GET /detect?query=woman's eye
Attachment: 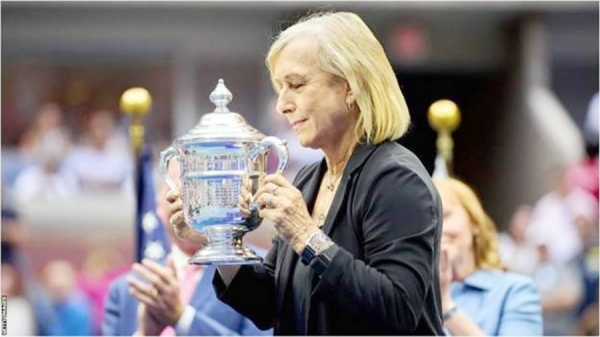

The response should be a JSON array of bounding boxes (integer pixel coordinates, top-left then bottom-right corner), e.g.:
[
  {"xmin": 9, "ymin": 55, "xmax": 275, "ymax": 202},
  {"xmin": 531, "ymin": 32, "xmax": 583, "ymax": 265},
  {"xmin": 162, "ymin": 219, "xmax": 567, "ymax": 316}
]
[{"xmin": 290, "ymin": 83, "xmax": 304, "ymax": 89}]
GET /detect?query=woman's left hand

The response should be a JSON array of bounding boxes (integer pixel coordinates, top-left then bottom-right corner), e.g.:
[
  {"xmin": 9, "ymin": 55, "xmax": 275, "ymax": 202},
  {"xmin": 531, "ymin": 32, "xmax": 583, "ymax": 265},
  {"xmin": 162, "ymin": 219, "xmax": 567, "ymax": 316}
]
[{"xmin": 253, "ymin": 174, "xmax": 319, "ymax": 254}]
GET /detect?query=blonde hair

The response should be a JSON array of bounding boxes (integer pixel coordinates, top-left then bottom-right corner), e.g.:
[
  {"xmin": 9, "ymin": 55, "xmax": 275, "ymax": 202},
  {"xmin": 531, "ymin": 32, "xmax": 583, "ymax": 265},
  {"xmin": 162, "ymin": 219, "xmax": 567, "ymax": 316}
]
[
  {"xmin": 266, "ymin": 11, "xmax": 410, "ymax": 145},
  {"xmin": 434, "ymin": 178, "xmax": 505, "ymax": 270}
]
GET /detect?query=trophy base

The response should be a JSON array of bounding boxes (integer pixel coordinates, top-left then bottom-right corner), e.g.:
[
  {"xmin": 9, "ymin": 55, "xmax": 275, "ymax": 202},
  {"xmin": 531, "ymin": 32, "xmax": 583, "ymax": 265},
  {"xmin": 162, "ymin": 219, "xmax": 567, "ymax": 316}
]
[{"xmin": 188, "ymin": 225, "xmax": 263, "ymax": 265}]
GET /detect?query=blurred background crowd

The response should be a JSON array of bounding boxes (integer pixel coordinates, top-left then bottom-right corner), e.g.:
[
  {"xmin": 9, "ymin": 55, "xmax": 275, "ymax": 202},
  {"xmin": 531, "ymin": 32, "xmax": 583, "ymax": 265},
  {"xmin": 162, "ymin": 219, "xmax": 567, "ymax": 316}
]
[{"xmin": 1, "ymin": 1, "xmax": 598, "ymax": 336}]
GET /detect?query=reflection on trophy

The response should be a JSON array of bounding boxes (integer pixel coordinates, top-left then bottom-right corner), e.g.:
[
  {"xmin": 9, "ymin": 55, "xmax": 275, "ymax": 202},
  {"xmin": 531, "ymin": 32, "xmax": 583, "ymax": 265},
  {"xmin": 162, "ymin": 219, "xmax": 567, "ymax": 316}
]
[{"xmin": 160, "ymin": 79, "xmax": 289, "ymax": 265}]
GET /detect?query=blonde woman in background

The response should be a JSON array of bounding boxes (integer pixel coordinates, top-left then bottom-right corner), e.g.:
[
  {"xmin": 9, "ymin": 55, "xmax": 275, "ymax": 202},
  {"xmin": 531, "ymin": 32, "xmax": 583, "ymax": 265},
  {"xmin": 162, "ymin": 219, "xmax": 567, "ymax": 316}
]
[{"xmin": 435, "ymin": 178, "xmax": 543, "ymax": 335}]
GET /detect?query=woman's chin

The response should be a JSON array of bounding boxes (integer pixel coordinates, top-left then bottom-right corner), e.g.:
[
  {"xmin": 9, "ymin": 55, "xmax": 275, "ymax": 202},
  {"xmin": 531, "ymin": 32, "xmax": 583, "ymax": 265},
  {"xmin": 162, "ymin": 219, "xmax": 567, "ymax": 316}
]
[{"xmin": 296, "ymin": 135, "xmax": 317, "ymax": 149}]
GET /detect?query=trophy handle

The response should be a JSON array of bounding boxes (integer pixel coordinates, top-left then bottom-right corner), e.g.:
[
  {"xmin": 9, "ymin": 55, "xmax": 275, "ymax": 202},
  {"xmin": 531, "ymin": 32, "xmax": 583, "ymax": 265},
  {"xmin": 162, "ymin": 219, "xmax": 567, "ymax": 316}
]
[
  {"xmin": 160, "ymin": 146, "xmax": 180, "ymax": 191},
  {"xmin": 255, "ymin": 136, "xmax": 289, "ymax": 174},
  {"xmin": 247, "ymin": 136, "xmax": 289, "ymax": 213}
]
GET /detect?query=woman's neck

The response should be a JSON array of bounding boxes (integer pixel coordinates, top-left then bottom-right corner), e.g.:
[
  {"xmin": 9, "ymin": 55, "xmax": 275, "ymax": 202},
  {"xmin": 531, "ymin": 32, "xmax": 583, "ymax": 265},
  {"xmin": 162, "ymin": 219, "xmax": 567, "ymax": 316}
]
[{"xmin": 322, "ymin": 135, "xmax": 358, "ymax": 176}]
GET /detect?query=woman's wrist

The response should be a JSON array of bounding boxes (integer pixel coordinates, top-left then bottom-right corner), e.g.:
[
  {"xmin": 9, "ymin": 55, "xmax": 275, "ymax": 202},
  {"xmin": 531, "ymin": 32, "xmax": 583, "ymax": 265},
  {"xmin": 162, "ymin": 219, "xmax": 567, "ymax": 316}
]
[
  {"xmin": 442, "ymin": 303, "xmax": 459, "ymax": 322},
  {"xmin": 292, "ymin": 226, "xmax": 320, "ymax": 254},
  {"xmin": 441, "ymin": 296, "xmax": 455, "ymax": 312}
]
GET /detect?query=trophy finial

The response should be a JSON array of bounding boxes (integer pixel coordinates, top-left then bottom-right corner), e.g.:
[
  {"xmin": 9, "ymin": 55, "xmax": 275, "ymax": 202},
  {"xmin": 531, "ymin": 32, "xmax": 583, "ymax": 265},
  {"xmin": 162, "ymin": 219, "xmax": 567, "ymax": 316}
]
[{"xmin": 210, "ymin": 79, "xmax": 233, "ymax": 113}]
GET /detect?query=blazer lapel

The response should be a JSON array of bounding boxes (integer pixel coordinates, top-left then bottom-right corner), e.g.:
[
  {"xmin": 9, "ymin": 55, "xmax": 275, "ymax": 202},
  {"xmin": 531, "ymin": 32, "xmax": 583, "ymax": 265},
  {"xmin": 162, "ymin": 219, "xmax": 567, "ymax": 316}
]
[
  {"xmin": 322, "ymin": 142, "xmax": 378, "ymax": 236},
  {"xmin": 275, "ymin": 161, "xmax": 326, "ymax": 314}
]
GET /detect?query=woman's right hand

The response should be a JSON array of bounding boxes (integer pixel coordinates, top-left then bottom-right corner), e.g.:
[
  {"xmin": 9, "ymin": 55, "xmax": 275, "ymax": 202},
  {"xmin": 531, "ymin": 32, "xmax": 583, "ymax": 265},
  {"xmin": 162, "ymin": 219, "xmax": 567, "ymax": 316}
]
[
  {"xmin": 439, "ymin": 248, "xmax": 456, "ymax": 313},
  {"xmin": 165, "ymin": 189, "xmax": 206, "ymax": 243}
]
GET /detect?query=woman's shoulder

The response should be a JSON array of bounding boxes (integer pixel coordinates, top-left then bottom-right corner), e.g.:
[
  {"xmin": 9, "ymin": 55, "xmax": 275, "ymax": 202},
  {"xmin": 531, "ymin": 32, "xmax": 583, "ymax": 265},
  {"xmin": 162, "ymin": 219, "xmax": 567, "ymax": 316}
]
[
  {"xmin": 470, "ymin": 269, "xmax": 538, "ymax": 293},
  {"xmin": 360, "ymin": 142, "xmax": 436, "ymax": 192},
  {"xmin": 367, "ymin": 142, "xmax": 430, "ymax": 179}
]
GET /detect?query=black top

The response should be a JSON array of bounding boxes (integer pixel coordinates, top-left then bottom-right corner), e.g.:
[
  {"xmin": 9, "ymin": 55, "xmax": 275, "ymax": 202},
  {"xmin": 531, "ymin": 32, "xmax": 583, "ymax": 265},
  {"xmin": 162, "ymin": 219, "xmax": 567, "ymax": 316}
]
[{"xmin": 214, "ymin": 141, "xmax": 445, "ymax": 335}]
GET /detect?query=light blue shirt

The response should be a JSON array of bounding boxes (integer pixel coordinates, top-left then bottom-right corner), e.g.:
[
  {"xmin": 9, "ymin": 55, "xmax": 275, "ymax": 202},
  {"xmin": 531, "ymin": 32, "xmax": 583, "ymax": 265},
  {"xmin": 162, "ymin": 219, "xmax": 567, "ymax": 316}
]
[{"xmin": 450, "ymin": 269, "xmax": 543, "ymax": 336}]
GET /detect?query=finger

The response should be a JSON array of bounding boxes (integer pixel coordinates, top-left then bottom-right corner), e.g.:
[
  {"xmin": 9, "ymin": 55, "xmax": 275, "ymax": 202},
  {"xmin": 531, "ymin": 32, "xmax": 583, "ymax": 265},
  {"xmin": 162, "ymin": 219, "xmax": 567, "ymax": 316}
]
[
  {"xmin": 258, "ymin": 208, "xmax": 284, "ymax": 225},
  {"xmin": 127, "ymin": 276, "xmax": 159, "ymax": 307},
  {"xmin": 169, "ymin": 198, "xmax": 183, "ymax": 215},
  {"xmin": 241, "ymin": 184, "xmax": 252, "ymax": 201},
  {"xmin": 254, "ymin": 183, "xmax": 285, "ymax": 204},
  {"xmin": 239, "ymin": 201, "xmax": 251, "ymax": 218},
  {"xmin": 239, "ymin": 187, "xmax": 252, "ymax": 210},
  {"xmin": 263, "ymin": 183, "xmax": 283, "ymax": 196},
  {"xmin": 129, "ymin": 286, "xmax": 159, "ymax": 308},
  {"xmin": 142, "ymin": 259, "xmax": 178, "ymax": 285},
  {"xmin": 255, "ymin": 193, "xmax": 282, "ymax": 209},
  {"xmin": 166, "ymin": 189, "xmax": 180, "ymax": 203},
  {"xmin": 440, "ymin": 249, "xmax": 448, "ymax": 270},
  {"xmin": 170, "ymin": 211, "xmax": 186, "ymax": 231},
  {"xmin": 242, "ymin": 178, "xmax": 253, "ymax": 194},
  {"xmin": 136, "ymin": 303, "xmax": 147, "ymax": 334},
  {"xmin": 450, "ymin": 257, "xmax": 460, "ymax": 281},
  {"xmin": 263, "ymin": 174, "xmax": 294, "ymax": 189},
  {"xmin": 131, "ymin": 264, "xmax": 170, "ymax": 294}
]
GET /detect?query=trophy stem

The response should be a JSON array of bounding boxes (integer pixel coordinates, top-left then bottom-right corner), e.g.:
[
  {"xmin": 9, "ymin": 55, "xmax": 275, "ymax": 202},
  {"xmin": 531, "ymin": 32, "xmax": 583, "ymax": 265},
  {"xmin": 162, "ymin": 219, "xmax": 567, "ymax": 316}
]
[{"xmin": 188, "ymin": 225, "xmax": 263, "ymax": 265}]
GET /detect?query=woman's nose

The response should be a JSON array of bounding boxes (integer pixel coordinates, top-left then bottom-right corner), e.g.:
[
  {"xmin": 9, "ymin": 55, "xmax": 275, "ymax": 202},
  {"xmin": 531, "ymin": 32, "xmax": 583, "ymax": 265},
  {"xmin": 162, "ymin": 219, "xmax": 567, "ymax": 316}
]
[{"xmin": 276, "ymin": 91, "xmax": 295, "ymax": 115}]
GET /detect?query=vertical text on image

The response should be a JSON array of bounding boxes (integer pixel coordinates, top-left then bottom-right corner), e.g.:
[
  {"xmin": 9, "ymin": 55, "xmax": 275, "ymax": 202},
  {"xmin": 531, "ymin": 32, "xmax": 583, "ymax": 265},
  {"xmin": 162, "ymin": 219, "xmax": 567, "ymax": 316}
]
[{"xmin": 1, "ymin": 295, "xmax": 6, "ymax": 335}]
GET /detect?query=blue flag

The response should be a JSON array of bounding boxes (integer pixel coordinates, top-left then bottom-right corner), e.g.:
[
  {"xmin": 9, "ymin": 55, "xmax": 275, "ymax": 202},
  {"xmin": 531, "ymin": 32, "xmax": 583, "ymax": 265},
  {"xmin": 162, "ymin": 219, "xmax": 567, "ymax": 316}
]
[{"xmin": 136, "ymin": 146, "xmax": 171, "ymax": 263}]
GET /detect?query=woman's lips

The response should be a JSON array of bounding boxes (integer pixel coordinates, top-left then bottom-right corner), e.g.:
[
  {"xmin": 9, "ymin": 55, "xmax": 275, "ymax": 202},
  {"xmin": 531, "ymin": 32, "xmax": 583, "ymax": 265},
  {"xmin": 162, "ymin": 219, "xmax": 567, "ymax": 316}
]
[{"xmin": 291, "ymin": 118, "xmax": 307, "ymax": 129}]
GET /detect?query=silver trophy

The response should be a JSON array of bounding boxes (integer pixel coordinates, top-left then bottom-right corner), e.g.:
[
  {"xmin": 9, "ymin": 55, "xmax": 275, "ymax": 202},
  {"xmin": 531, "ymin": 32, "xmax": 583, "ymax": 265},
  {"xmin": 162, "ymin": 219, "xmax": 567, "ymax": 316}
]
[{"xmin": 160, "ymin": 79, "xmax": 289, "ymax": 265}]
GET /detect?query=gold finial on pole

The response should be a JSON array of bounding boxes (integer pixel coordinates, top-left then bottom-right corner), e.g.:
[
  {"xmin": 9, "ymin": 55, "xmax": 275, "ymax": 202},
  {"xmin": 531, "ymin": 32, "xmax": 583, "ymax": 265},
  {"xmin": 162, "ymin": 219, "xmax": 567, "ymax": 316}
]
[
  {"xmin": 120, "ymin": 87, "xmax": 152, "ymax": 155},
  {"xmin": 428, "ymin": 99, "xmax": 461, "ymax": 177},
  {"xmin": 120, "ymin": 87, "xmax": 152, "ymax": 263}
]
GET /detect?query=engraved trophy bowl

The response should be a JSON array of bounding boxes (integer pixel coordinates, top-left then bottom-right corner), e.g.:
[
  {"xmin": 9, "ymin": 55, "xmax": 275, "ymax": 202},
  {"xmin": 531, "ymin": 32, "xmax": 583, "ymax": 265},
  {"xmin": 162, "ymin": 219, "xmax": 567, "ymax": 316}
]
[{"xmin": 160, "ymin": 79, "xmax": 288, "ymax": 265}]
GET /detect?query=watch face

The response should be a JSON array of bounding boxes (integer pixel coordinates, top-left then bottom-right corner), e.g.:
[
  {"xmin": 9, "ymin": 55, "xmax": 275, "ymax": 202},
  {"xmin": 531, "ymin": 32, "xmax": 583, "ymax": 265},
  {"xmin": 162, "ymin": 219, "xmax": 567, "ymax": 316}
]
[{"xmin": 309, "ymin": 232, "xmax": 333, "ymax": 253}]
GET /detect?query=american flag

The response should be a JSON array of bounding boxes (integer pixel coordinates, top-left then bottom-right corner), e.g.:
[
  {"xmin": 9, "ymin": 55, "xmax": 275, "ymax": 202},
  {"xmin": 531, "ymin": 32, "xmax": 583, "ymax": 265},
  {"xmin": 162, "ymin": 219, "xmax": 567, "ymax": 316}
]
[{"xmin": 136, "ymin": 146, "xmax": 170, "ymax": 263}]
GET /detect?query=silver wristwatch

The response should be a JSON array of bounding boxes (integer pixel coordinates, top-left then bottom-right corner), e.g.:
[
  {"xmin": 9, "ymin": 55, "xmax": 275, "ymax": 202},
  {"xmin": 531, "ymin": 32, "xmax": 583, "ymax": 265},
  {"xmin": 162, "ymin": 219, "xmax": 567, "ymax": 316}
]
[{"xmin": 300, "ymin": 230, "xmax": 334, "ymax": 267}]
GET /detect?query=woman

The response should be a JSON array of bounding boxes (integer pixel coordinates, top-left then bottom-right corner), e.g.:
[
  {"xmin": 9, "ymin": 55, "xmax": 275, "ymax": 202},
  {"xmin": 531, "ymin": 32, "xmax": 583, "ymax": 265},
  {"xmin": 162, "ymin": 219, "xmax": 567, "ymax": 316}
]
[
  {"xmin": 434, "ymin": 178, "xmax": 543, "ymax": 335},
  {"xmin": 168, "ymin": 12, "xmax": 444, "ymax": 335}
]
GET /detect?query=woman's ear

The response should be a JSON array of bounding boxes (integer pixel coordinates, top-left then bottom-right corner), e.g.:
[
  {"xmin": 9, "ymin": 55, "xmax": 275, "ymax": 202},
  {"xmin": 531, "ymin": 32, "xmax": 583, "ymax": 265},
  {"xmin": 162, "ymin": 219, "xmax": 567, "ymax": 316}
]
[
  {"xmin": 345, "ymin": 84, "xmax": 356, "ymax": 112},
  {"xmin": 345, "ymin": 83, "xmax": 355, "ymax": 105}
]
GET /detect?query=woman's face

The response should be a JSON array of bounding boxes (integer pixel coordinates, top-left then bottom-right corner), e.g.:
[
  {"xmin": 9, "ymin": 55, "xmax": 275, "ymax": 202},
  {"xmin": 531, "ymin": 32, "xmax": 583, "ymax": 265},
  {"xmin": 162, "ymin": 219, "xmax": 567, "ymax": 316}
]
[
  {"xmin": 271, "ymin": 37, "xmax": 356, "ymax": 149},
  {"xmin": 438, "ymin": 184, "xmax": 476, "ymax": 260}
]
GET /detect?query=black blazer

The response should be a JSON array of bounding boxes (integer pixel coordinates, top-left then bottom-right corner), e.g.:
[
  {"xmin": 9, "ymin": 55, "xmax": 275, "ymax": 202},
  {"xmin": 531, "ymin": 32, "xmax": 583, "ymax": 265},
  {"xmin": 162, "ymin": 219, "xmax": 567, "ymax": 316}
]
[{"xmin": 214, "ymin": 141, "xmax": 444, "ymax": 335}]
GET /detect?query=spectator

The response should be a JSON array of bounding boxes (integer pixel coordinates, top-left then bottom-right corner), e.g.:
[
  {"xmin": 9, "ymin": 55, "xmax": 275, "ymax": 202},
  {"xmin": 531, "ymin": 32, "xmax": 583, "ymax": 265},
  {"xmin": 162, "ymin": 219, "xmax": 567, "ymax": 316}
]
[
  {"xmin": 40, "ymin": 259, "xmax": 94, "ymax": 336},
  {"xmin": 61, "ymin": 109, "xmax": 133, "ymax": 194},
  {"xmin": 78, "ymin": 245, "xmax": 129, "ymax": 335},
  {"xmin": 1, "ymin": 262, "xmax": 37, "ymax": 335},
  {"xmin": 435, "ymin": 178, "xmax": 543, "ymax": 336},
  {"xmin": 498, "ymin": 205, "xmax": 539, "ymax": 276}
]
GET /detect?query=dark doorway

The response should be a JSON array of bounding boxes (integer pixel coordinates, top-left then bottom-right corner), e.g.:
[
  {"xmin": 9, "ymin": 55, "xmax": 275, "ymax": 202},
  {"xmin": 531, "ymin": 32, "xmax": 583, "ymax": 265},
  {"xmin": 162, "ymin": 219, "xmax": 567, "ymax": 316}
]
[{"xmin": 395, "ymin": 70, "xmax": 509, "ymax": 206}]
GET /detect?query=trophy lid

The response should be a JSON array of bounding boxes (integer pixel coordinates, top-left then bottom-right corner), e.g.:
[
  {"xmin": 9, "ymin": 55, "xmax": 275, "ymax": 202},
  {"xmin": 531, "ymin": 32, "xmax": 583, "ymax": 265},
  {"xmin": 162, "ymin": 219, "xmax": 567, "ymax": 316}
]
[{"xmin": 176, "ymin": 79, "xmax": 265, "ymax": 143}]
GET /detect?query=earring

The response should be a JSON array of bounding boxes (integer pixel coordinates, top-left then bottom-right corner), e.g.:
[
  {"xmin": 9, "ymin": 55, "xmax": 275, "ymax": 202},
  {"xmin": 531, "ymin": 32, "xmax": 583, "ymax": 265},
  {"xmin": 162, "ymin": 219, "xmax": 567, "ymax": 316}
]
[{"xmin": 347, "ymin": 101, "xmax": 355, "ymax": 112}]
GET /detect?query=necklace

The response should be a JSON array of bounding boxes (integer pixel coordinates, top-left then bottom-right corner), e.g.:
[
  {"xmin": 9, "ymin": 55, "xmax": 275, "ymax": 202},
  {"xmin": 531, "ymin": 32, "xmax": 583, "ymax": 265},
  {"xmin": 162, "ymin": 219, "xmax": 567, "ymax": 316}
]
[
  {"xmin": 326, "ymin": 171, "xmax": 343, "ymax": 191},
  {"xmin": 318, "ymin": 171, "xmax": 344, "ymax": 227}
]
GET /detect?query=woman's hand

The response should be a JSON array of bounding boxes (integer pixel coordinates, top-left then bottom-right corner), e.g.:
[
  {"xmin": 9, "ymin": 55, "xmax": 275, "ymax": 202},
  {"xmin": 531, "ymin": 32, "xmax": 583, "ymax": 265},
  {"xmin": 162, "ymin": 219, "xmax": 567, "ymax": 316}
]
[
  {"xmin": 166, "ymin": 189, "xmax": 207, "ymax": 244},
  {"xmin": 253, "ymin": 174, "xmax": 319, "ymax": 254},
  {"xmin": 439, "ymin": 248, "xmax": 457, "ymax": 313}
]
